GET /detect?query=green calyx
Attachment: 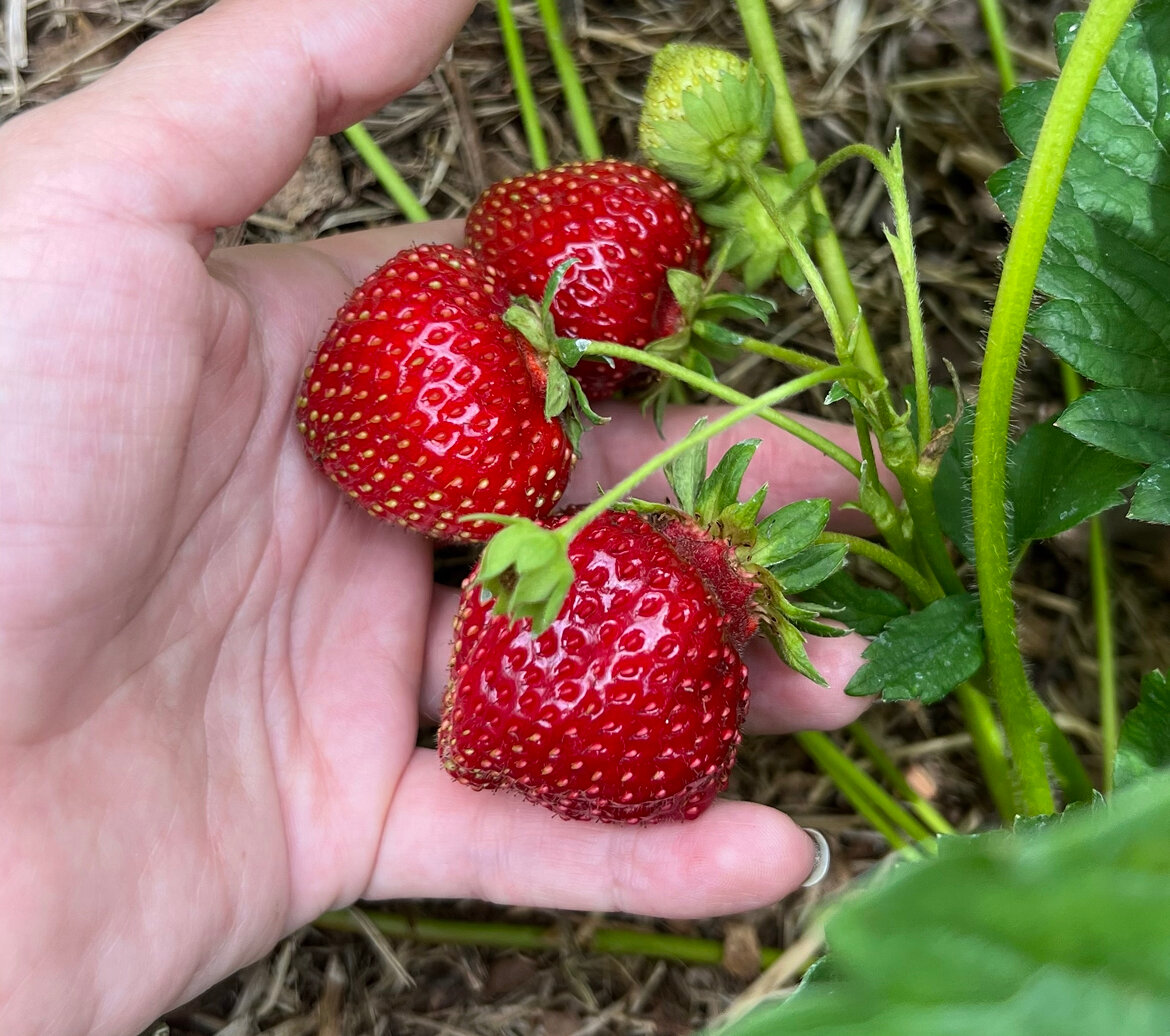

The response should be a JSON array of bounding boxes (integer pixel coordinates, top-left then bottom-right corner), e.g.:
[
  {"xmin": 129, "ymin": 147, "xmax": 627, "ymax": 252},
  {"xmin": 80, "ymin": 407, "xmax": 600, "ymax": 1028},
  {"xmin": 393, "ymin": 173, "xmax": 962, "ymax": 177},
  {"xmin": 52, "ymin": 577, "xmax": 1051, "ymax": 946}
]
[
  {"xmin": 638, "ymin": 43, "xmax": 774, "ymax": 199},
  {"xmin": 699, "ymin": 163, "xmax": 813, "ymax": 291},
  {"xmin": 503, "ymin": 258, "xmax": 607, "ymax": 452},
  {"xmin": 468, "ymin": 516, "xmax": 575, "ymax": 635},
  {"xmin": 628, "ymin": 422, "xmax": 851, "ymax": 684}
]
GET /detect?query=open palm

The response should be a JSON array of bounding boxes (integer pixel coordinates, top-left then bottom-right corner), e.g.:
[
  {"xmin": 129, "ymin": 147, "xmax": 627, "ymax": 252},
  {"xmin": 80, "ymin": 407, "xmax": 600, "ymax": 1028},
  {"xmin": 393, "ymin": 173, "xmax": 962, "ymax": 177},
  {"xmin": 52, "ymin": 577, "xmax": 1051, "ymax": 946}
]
[{"xmin": 0, "ymin": 3, "xmax": 873, "ymax": 1033}]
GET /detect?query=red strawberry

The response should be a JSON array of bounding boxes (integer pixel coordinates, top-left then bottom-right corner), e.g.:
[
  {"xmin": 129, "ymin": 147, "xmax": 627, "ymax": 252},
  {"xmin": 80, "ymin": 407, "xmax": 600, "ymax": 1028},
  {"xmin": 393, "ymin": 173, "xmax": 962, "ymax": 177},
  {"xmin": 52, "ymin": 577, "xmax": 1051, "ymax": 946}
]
[
  {"xmin": 465, "ymin": 159, "xmax": 709, "ymax": 399},
  {"xmin": 438, "ymin": 508, "xmax": 753, "ymax": 823},
  {"xmin": 296, "ymin": 244, "xmax": 574, "ymax": 542},
  {"xmin": 438, "ymin": 437, "xmax": 850, "ymax": 824}
]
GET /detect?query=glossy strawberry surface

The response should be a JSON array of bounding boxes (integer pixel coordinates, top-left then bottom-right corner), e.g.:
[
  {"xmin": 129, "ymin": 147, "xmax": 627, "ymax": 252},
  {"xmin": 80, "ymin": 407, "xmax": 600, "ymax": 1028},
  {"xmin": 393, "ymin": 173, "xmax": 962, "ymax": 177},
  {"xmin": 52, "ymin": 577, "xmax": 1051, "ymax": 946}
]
[
  {"xmin": 465, "ymin": 160, "xmax": 709, "ymax": 399},
  {"xmin": 438, "ymin": 508, "xmax": 754, "ymax": 824},
  {"xmin": 296, "ymin": 244, "xmax": 574, "ymax": 542}
]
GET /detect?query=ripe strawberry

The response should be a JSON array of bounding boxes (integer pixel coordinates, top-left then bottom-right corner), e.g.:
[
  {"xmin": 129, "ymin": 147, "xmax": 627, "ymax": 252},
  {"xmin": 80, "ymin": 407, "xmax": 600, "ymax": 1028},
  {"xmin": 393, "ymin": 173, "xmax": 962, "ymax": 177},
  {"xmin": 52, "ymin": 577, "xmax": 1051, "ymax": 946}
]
[
  {"xmin": 438, "ymin": 435, "xmax": 849, "ymax": 824},
  {"xmin": 296, "ymin": 244, "xmax": 574, "ymax": 542},
  {"xmin": 439, "ymin": 508, "xmax": 752, "ymax": 823},
  {"xmin": 465, "ymin": 159, "xmax": 710, "ymax": 399}
]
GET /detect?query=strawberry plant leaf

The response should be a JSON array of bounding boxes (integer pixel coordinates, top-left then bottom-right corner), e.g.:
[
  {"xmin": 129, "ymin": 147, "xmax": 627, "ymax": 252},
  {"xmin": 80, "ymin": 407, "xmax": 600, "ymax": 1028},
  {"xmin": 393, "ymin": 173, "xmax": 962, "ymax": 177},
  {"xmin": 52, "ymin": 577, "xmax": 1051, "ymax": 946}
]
[
  {"xmin": 1057, "ymin": 389, "xmax": 1170, "ymax": 464},
  {"xmin": 844, "ymin": 594, "xmax": 983, "ymax": 704},
  {"xmin": 799, "ymin": 570, "xmax": 910, "ymax": 637},
  {"xmin": 1114, "ymin": 670, "xmax": 1170, "ymax": 791},
  {"xmin": 767, "ymin": 542, "xmax": 847, "ymax": 594},
  {"xmin": 990, "ymin": 5, "xmax": 1170, "ymax": 525},
  {"xmin": 713, "ymin": 772, "xmax": 1170, "ymax": 1036},
  {"xmin": 1130, "ymin": 459, "xmax": 1170, "ymax": 523},
  {"xmin": 752, "ymin": 498, "xmax": 831, "ymax": 567},
  {"xmin": 1008, "ymin": 420, "xmax": 1142, "ymax": 544}
]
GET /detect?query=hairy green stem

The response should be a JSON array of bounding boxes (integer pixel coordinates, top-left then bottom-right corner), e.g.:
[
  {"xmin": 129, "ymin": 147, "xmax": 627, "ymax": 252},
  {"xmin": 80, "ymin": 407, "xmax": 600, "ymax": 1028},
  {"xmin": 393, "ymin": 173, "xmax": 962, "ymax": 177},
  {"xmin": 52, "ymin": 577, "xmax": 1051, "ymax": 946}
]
[
  {"xmin": 582, "ymin": 342, "xmax": 864, "ymax": 478},
  {"xmin": 817, "ymin": 531, "xmax": 937, "ymax": 606},
  {"xmin": 342, "ymin": 124, "xmax": 429, "ymax": 222},
  {"xmin": 795, "ymin": 732, "xmax": 933, "ymax": 855},
  {"xmin": 733, "ymin": 0, "xmax": 883, "ymax": 384},
  {"xmin": 847, "ymin": 722, "xmax": 956, "ymax": 837},
  {"xmin": 534, "ymin": 0, "xmax": 602, "ymax": 160},
  {"xmin": 900, "ymin": 476, "xmax": 967, "ymax": 597},
  {"xmin": 691, "ymin": 320, "xmax": 832, "ymax": 372},
  {"xmin": 978, "ymin": 0, "xmax": 1018, "ymax": 94},
  {"xmin": 496, "ymin": 0, "xmax": 550, "ymax": 169},
  {"xmin": 971, "ymin": 0, "xmax": 1134, "ymax": 816},
  {"xmin": 558, "ymin": 364, "xmax": 866, "ymax": 541},
  {"xmin": 1039, "ymin": 710, "xmax": 1096, "ymax": 805},
  {"xmin": 315, "ymin": 908, "xmax": 783, "ymax": 969}
]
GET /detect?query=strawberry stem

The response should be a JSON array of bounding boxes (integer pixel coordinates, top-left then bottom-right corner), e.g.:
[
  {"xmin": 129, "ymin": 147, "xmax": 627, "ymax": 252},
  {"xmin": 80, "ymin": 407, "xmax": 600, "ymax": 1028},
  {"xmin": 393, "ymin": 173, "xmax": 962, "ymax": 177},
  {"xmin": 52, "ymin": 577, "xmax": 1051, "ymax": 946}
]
[
  {"xmin": 534, "ymin": 0, "xmax": 603, "ymax": 160},
  {"xmin": 690, "ymin": 320, "xmax": 833, "ymax": 373},
  {"xmin": 978, "ymin": 0, "xmax": 1018, "ymax": 94},
  {"xmin": 557, "ymin": 365, "xmax": 868, "ymax": 544},
  {"xmin": 816, "ymin": 531, "xmax": 938, "ymax": 606},
  {"xmin": 972, "ymin": 0, "xmax": 1135, "ymax": 817},
  {"xmin": 954, "ymin": 682, "xmax": 1017, "ymax": 825},
  {"xmin": 580, "ymin": 341, "xmax": 864, "ymax": 477},
  {"xmin": 315, "ymin": 907, "xmax": 785, "ymax": 969},
  {"xmin": 496, "ymin": 0, "xmax": 551, "ymax": 169},
  {"xmin": 732, "ymin": 0, "xmax": 883, "ymax": 384},
  {"xmin": 342, "ymin": 124, "xmax": 430, "ymax": 223}
]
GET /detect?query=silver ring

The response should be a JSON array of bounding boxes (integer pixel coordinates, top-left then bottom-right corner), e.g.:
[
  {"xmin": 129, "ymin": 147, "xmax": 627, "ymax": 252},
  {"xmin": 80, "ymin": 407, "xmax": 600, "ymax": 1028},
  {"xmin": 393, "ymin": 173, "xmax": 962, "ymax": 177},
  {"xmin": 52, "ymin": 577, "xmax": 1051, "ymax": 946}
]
[{"xmin": 800, "ymin": 827, "xmax": 831, "ymax": 887}]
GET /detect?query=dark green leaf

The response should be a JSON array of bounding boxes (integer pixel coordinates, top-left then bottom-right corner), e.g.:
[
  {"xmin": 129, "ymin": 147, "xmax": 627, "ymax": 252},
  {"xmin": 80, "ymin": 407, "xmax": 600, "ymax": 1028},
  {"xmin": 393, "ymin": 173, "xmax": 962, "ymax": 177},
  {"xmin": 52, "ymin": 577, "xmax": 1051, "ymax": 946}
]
[
  {"xmin": 799, "ymin": 570, "xmax": 910, "ymax": 636},
  {"xmin": 752, "ymin": 498, "xmax": 831, "ymax": 567},
  {"xmin": 1058, "ymin": 389, "xmax": 1170, "ymax": 463},
  {"xmin": 990, "ymin": 6, "xmax": 1170, "ymax": 525},
  {"xmin": 1115, "ymin": 670, "xmax": 1170, "ymax": 790},
  {"xmin": 1130, "ymin": 459, "xmax": 1170, "ymax": 523},
  {"xmin": 767, "ymin": 542, "xmax": 847, "ymax": 594},
  {"xmin": 930, "ymin": 389, "xmax": 977, "ymax": 564},
  {"xmin": 845, "ymin": 594, "xmax": 983, "ymax": 705},
  {"xmin": 1008, "ymin": 420, "xmax": 1142, "ymax": 545},
  {"xmin": 714, "ymin": 773, "xmax": 1170, "ymax": 1036}
]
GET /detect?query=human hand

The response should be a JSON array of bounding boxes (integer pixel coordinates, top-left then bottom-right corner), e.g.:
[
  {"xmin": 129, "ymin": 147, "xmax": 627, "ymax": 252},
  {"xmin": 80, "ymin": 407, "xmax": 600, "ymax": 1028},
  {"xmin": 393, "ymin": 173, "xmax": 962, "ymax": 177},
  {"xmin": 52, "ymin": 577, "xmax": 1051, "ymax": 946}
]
[{"xmin": 0, "ymin": 2, "xmax": 871, "ymax": 1033}]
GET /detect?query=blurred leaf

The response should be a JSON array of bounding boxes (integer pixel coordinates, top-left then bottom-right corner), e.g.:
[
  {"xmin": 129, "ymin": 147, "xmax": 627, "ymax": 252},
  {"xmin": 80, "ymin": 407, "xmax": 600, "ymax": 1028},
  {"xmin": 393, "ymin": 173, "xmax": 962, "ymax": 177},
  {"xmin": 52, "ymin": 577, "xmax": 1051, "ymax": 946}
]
[
  {"xmin": 799, "ymin": 570, "xmax": 910, "ymax": 637},
  {"xmin": 1130, "ymin": 459, "xmax": 1170, "ymax": 524},
  {"xmin": 844, "ymin": 594, "xmax": 983, "ymax": 705},
  {"xmin": 1115, "ymin": 670, "xmax": 1170, "ymax": 790}
]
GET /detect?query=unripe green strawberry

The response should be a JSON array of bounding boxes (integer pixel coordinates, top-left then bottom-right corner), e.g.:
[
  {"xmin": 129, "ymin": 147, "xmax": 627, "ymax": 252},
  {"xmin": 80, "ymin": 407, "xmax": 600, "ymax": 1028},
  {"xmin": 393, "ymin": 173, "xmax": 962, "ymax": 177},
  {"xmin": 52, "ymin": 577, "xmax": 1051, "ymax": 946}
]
[{"xmin": 638, "ymin": 43, "xmax": 774, "ymax": 199}]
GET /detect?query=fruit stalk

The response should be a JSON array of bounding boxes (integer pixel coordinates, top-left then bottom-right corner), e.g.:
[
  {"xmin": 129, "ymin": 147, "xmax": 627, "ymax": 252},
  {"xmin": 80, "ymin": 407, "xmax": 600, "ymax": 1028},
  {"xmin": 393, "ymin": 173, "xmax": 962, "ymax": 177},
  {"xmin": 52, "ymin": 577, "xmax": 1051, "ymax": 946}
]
[
  {"xmin": 971, "ymin": 0, "xmax": 1135, "ymax": 816},
  {"xmin": 815, "ymin": 531, "xmax": 937, "ymax": 606}
]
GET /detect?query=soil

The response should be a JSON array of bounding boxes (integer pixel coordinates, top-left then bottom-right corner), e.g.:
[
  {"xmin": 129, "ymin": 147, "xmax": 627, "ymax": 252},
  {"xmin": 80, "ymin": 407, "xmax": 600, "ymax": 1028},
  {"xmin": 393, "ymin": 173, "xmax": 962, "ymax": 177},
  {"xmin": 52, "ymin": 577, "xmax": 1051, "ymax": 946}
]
[{"xmin": 4, "ymin": 2, "xmax": 1168, "ymax": 1034}]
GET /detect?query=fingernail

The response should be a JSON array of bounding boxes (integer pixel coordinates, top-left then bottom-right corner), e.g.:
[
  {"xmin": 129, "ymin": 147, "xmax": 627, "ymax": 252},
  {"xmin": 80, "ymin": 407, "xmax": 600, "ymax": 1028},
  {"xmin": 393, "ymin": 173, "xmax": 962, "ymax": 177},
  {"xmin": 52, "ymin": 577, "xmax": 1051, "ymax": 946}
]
[{"xmin": 800, "ymin": 827, "xmax": 831, "ymax": 887}]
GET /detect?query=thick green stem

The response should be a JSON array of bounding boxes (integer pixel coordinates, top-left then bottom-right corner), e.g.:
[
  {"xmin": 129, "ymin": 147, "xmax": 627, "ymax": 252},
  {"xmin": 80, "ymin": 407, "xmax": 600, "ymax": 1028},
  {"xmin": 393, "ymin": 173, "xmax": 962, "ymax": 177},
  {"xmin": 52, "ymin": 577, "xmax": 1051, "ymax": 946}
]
[
  {"xmin": 847, "ymin": 721, "xmax": 956, "ymax": 837},
  {"xmin": 496, "ymin": 0, "xmax": 550, "ymax": 169},
  {"xmin": 733, "ymin": 0, "xmax": 883, "ymax": 383},
  {"xmin": 795, "ymin": 732, "xmax": 933, "ymax": 855},
  {"xmin": 971, "ymin": 0, "xmax": 1134, "ymax": 816},
  {"xmin": 342, "ymin": 124, "xmax": 429, "ymax": 223},
  {"xmin": 534, "ymin": 0, "xmax": 603, "ymax": 160},
  {"xmin": 558, "ymin": 364, "xmax": 865, "ymax": 541},
  {"xmin": 315, "ymin": 908, "xmax": 783, "ymax": 969},
  {"xmin": 817, "ymin": 531, "xmax": 937, "ymax": 606},
  {"xmin": 582, "ymin": 342, "xmax": 864, "ymax": 478},
  {"xmin": 978, "ymin": 0, "xmax": 1018, "ymax": 94},
  {"xmin": 691, "ymin": 320, "xmax": 831, "ymax": 372}
]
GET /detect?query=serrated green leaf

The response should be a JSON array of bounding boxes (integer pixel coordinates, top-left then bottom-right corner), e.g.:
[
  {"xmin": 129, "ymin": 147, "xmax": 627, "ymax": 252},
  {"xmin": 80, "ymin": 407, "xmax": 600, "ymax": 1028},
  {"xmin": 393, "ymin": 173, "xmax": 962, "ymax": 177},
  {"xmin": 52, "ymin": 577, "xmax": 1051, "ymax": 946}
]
[
  {"xmin": 1008, "ymin": 419, "xmax": 1142, "ymax": 545},
  {"xmin": 990, "ymin": 6, "xmax": 1170, "ymax": 526},
  {"xmin": 1058, "ymin": 389, "xmax": 1170, "ymax": 463},
  {"xmin": 713, "ymin": 773, "xmax": 1170, "ymax": 1036},
  {"xmin": 694, "ymin": 439, "xmax": 761, "ymax": 523},
  {"xmin": 1130, "ymin": 458, "xmax": 1170, "ymax": 523},
  {"xmin": 845, "ymin": 594, "xmax": 983, "ymax": 705},
  {"xmin": 752, "ymin": 498, "xmax": 831, "ymax": 567},
  {"xmin": 767, "ymin": 542, "xmax": 846, "ymax": 594},
  {"xmin": 799, "ymin": 570, "xmax": 910, "ymax": 637},
  {"xmin": 1115, "ymin": 670, "xmax": 1170, "ymax": 790},
  {"xmin": 663, "ymin": 419, "xmax": 708, "ymax": 514}
]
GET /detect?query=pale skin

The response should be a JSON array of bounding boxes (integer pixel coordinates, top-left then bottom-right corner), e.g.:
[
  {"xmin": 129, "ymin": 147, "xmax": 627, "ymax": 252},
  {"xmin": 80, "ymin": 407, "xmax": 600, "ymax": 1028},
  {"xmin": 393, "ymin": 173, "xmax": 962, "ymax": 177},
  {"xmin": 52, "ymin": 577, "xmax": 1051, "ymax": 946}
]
[{"xmin": 0, "ymin": 2, "xmax": 876, "ymax": 1033}]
